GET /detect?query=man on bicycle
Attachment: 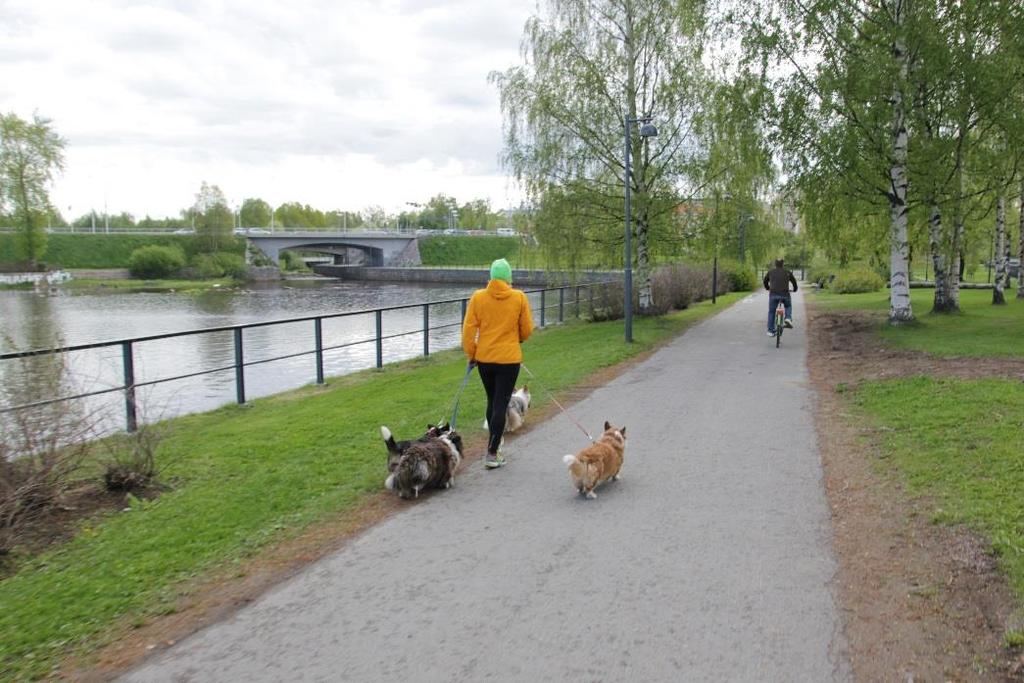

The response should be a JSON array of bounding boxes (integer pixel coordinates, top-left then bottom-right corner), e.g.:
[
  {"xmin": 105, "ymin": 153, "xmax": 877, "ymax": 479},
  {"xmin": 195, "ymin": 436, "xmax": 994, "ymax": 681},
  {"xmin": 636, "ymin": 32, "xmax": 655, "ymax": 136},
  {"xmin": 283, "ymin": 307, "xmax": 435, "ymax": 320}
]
[{"xmin": 764, "ymin": 258, "xmax": 798, "ymax": 336}]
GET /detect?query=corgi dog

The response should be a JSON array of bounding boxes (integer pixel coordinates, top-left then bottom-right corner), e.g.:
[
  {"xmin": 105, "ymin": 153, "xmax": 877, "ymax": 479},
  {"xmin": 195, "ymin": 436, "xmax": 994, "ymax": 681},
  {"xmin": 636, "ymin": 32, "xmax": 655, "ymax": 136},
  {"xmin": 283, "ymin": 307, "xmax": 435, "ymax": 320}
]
[
  {"xmin": 381, "ymin": 424, "xmax": 463, "ymax": 499},
  {"xmin": 562, "ymin": 421, "xmax": 626, "ymax": 499},
  {"xmin": 483, "ymin": 385, "xmax": 531, "ymax": 433}
]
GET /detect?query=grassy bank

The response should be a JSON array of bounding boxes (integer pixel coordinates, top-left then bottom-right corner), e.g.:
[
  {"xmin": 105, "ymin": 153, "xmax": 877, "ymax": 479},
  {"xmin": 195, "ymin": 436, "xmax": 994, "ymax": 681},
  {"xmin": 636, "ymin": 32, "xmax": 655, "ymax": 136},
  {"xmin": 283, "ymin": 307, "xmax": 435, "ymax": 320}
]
[
  {"xmin": 853, "ymin": 378, "xmax": 1024, "ymax": 599},
  {"xmin": 418, "ymin": 235, "xmax": 521, "ymax": 266},
  {"xmin": 813, "ymin": 288, "xmax": 1024, "ymax": 357},
  {"xmin": 0, "ymin": 234, "xmax": 244, "ymax": 270},
  {"xmin": 811, "ymin": 287, "xmax": 1024, "ymax": 614},
  {"xmin": 59, "ymin": 277, "xmax": 238, "ymax": 292},
  {"xmin": 0, "ymin": 293, "xmax": 744, "ymax": 680}
]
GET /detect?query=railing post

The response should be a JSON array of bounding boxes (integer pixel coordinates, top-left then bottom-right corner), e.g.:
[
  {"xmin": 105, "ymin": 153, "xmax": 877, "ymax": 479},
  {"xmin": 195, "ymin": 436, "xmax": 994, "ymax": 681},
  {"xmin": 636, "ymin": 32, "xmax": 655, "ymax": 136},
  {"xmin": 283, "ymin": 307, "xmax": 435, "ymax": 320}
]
[
  {"xmin": 314, "ymin": 317, "xmax": 324, "ymax": 385},
  {"xmin": 122, "ymin": 340, "xmax": 137, "ymax": 433},
  {"xmin": 422, "ymin": 304, "xmax": 430, "ymax": 357},
  {"xmin": 558, "ymin": 287, "xmax": 565, "ymax": 323},
  {"xmin": 233, "ymin": 327, "xmax": 246, "ymax": 404},
  {"xmin": 375, "ymin": 309, "xmax": 383, "ymax": 369},
  {"xmin": 540, "ymin": 290, "xmax": 546, "ymax": 327},
  {"xmin": 589, "ymin": 285, "xmax": 594, "ymax": 318}
]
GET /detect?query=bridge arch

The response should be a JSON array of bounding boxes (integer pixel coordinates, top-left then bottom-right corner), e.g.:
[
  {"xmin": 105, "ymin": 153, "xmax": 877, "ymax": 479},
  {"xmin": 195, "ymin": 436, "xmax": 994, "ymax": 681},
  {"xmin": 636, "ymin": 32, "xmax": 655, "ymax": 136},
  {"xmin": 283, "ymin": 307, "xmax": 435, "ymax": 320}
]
[{"xmin": 245, "ymin": 232, "xmax": 419, "ymax": 267}]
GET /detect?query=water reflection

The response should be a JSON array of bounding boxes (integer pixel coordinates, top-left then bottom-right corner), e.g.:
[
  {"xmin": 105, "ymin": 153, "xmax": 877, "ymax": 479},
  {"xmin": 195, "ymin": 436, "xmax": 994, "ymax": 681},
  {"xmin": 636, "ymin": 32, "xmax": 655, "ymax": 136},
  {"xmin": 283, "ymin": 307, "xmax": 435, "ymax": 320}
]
[{"xmin": 1, "ymin": 279, "xmax": 477, "ymax": 433}]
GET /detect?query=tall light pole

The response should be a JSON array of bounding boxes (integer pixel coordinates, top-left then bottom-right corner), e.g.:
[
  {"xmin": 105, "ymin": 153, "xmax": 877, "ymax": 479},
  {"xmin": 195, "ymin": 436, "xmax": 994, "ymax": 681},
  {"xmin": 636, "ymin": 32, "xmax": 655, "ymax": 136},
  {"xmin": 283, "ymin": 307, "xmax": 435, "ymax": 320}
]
[
  {"xmin": 738, "ymin": 213, "xmax": 753, "ymax": 263},
  {"xmin": 624, "ymin": 114, "xmax": 658, "ymax": 343}
]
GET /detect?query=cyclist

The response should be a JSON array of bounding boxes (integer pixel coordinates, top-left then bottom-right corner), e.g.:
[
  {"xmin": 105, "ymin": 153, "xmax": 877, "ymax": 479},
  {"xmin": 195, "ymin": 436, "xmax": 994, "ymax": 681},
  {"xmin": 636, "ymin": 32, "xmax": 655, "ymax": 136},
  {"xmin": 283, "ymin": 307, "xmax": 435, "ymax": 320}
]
[{"xmin": 763, "ymin": 258, "xmax": 798, "ymax": 337}]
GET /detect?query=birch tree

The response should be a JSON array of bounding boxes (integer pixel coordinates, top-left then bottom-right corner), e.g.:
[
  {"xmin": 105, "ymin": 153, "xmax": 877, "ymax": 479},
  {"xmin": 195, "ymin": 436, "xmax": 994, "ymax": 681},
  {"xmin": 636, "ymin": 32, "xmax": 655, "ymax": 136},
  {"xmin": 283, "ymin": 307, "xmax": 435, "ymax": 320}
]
[
  {"xmin": 747, "ymin": 0, "xmax": 921, "ymax": 323},
  {"xmin": 0, "ymin": 112, "xmax": 65, "ymax": 269},
  {"xmin": 492, "ymin": 0, "xmax": 709, "ymax": 313}
]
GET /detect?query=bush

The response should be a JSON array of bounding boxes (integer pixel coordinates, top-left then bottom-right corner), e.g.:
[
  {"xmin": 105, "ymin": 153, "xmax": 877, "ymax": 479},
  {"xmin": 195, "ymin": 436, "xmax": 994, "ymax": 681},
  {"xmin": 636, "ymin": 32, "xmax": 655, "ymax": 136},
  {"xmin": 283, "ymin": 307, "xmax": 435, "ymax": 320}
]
[
  {"xmin": 213, "ymin": 252, "xmax": 247, "ymax": 279},
  {"xmin": 280, "ymin": 251, "xmax": 308, "ymax": 272},
  {"xmin": 650, "ymin": 263, "xmax": 715, "ymax": 314},
  {"xmin": 128, "ymin": 245, "xmax": 185, "ymax": 279},
  {"xmin": 832, "ymin": 267, "xmax": 885, "ymax": 293},
  {"xmin": 585, "ymin": 280, "xmax": 624, "ymax": 321},
  {"xmin": 191, "ymin": 252, "xmax": 247, "ymax": 279},
  {"xmin": 719, "ymin": 260, "xmax": 757, "ymax": 292}
]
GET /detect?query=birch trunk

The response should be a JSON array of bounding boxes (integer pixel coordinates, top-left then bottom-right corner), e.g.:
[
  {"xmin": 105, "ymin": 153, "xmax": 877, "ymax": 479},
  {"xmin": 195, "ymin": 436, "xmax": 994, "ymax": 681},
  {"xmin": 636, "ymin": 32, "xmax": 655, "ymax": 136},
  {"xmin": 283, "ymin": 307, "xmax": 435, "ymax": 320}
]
[
  {"xmin": 928, "ymin": 200, "xmax": 951, "ymax": 312},
  {"xmin": 888, "ymin": 6, "xmax": 913, "ymax": 324},
  {"xmin": 993, "ymin": 194, "xmax": 1006, "ymax": 304},
  {"xmin": 1019, "ymin": 180, "xmax": 1024, "ymax": 299},
  {"xmin": 946, "ymin": 138, "xmax": 966, "ymax": 312}
]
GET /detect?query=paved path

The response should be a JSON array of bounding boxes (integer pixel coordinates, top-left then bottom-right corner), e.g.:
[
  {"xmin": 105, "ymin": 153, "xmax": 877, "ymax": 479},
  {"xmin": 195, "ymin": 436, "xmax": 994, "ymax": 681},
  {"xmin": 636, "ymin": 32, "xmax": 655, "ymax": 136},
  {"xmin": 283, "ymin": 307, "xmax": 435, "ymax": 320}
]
[{"xmin": 122, "ymin": 290, "xmax": 851, "ymax": 682}]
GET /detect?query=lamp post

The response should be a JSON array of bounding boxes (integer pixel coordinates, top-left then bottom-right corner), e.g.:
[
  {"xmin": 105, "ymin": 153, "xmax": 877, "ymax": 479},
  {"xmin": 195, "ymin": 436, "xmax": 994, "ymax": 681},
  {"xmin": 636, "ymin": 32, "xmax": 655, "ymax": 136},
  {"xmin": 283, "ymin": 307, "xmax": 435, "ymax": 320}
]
[
  {"xmin": 624, "ymin": 114, "xmax": 658, "ymax": 343},
  {"xmin": 738, "ymin": 214, "xmax": 752, "ymax": 263}
]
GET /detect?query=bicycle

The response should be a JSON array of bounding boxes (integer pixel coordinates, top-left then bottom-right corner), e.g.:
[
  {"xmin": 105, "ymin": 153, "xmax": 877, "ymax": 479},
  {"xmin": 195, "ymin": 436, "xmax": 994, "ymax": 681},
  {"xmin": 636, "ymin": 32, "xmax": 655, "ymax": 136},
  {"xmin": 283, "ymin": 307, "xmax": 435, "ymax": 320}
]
[{"xmin": 773, "ymin": 299, "xmax": 786, "ymax": 348}]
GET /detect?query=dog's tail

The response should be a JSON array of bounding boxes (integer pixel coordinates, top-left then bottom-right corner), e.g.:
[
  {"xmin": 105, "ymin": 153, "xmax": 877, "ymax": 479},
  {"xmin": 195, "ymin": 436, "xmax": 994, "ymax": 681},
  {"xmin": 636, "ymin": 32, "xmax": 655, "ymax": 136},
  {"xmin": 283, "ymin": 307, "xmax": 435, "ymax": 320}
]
[
  {"xmin": 562, "ymin": 453, "xmax": 586, "ymax": 480},
  {"xmin": 381, "ymin": 425, "xmax": 399, "ymax": 454}
]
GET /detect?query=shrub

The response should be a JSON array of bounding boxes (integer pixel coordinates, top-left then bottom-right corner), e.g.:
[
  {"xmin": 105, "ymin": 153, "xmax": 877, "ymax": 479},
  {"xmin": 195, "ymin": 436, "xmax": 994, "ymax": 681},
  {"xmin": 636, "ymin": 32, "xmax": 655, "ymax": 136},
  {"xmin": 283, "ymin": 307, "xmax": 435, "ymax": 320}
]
[
  {"xmin": 213, "ymin": 252, "xmax": 247, "ymax": 279},
  {"xmin": 719, "ymin": 260, "xmax": 757, "ymax": 292},
  {"xmin": 280, "ymin": 251, "xmax": 307, "ymax": 272},
  {"xmin": 650, "ymin": 263, "xmax": 715, "ymax": 314},
  {"xmin": 191, "ymin": 252, "xmax": 248, "ymax": 279},
  {"xmin": 128, "ymin": 245, "xmax": 185, "ymax": 279},
  {"xmin": 832, "ymin": 267, "xmax": 885, "ymax": 293},
  {"xmin": 585, "ymin": 280, "xmax": 624, "ymax": 321}
]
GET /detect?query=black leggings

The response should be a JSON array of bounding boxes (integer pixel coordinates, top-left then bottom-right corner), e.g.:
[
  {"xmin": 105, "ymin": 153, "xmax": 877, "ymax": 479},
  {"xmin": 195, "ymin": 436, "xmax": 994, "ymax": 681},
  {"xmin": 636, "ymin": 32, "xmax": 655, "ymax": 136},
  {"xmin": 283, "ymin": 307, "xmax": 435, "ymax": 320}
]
[{"xmin": 477, "ymin": 362, "xmax": 520, "ymax": 454}]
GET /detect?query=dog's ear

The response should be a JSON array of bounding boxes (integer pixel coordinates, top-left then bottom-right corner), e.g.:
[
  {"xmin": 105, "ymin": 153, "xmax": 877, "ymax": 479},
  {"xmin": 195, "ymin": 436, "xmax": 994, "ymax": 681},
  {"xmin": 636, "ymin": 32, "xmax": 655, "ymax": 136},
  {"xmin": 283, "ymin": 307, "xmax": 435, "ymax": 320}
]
[
  {"xmin": 620, "ymin": 426, "xmax": 626, "ymax": 437},
  {"xmin": 604, "ymin": 420, "xmax": 611, "ymax": 431}
]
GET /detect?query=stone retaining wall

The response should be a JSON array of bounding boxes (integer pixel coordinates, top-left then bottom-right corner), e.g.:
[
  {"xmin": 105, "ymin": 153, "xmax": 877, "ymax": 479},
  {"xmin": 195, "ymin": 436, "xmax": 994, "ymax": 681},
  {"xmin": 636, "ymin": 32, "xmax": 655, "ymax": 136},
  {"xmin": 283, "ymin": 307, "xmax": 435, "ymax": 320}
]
[{"xmin": 312, "ymin": 265, "xmax": 617, "ymax": 286}]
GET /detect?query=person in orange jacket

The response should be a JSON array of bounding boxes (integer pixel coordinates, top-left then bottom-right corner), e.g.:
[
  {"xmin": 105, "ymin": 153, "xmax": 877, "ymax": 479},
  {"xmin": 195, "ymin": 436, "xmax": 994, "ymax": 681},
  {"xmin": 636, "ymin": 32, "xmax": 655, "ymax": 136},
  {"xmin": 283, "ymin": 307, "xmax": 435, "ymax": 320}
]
[{"xmin": 462, "ymin": 258, "xmax": 534, "ymax": 468}]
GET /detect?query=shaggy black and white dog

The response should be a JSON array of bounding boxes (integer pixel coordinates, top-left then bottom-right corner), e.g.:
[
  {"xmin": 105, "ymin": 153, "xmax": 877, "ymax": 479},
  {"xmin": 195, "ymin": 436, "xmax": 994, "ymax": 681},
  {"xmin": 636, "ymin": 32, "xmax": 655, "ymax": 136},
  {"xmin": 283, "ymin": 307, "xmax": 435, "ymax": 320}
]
[{"xmin": 380, "ymin": 423, "xmax": 463, "ymax": 500}]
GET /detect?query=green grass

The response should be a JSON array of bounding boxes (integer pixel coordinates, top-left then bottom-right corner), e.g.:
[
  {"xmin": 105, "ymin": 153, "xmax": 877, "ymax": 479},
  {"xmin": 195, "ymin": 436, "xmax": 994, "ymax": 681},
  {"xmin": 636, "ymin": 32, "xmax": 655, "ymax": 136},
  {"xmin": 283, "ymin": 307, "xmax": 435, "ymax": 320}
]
[
  {"xmin": 812, "ymin": 288, "xmax": 1024, "ymax": 357},
  {"xmin": 853, "ymin": 377, "xmax": 1024, "ymax": 597},
  {"xmin": 59, "ymin": 277, "xmax": 238, "ymax": 292},
  {"xmin": 0, "ymin": 234, "xmax": 244, "ymax": 270},
  {"xmin": 418, "ymin": 235, "xmax": 521, "ymax": 266},
  {"xmin": 0, "ymin": 293, "xmax": 745, "ymax": 680}
]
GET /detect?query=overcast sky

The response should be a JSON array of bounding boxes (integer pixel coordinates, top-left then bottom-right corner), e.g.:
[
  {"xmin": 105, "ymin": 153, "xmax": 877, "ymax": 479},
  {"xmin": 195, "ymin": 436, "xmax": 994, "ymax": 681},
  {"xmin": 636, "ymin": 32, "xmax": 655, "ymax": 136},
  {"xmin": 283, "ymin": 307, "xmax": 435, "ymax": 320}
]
[{"xmin": 0, "ymin": 0, "xmax": 537, "ymax": 222}]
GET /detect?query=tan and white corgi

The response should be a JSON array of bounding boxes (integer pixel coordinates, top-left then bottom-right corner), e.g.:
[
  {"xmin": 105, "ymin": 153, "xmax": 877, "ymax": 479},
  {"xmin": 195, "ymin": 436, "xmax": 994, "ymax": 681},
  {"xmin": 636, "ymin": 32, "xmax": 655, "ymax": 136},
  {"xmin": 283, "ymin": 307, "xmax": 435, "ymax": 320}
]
[{"xmin": 562, "ymin": 421, "xmax": 626, "ymax": 499}]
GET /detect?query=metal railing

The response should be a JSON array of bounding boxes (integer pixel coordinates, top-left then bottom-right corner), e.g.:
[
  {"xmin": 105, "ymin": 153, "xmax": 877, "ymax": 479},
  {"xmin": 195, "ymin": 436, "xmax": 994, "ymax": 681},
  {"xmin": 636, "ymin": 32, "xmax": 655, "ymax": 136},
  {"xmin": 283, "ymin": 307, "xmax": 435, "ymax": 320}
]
[{"xmin": 1, "ymin": 281, "xmax": 615, "ymax": 432}]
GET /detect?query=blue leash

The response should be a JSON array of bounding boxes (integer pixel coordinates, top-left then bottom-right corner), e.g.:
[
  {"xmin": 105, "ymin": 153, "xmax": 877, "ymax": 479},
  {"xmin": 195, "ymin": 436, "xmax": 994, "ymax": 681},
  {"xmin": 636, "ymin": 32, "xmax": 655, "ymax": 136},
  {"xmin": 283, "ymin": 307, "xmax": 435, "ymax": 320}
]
[{"xmin": 448, "ymin": 363, "xmax": 476, "ymax": 430}]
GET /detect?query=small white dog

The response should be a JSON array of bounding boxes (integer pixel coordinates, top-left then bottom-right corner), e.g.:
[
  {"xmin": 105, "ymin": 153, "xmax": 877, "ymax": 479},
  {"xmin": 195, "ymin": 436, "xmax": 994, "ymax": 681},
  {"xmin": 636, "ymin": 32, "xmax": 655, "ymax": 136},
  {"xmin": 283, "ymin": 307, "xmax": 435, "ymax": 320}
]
[{"xmin": 483, "ymin": 386, "xmax": 531, "ymax": 433}]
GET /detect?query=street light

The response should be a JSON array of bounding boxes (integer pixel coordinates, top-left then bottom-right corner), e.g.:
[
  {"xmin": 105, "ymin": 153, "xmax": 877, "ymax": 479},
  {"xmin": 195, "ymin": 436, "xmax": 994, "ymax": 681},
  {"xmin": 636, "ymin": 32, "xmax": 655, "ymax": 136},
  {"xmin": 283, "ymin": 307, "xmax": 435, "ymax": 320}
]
[
  {"xmin": 738, "ymin": 213, "xmax": 753, "ymax": 263},
  {"xmin": 624, "ymin": 114, "xmax": 658, "ymax": 343}
]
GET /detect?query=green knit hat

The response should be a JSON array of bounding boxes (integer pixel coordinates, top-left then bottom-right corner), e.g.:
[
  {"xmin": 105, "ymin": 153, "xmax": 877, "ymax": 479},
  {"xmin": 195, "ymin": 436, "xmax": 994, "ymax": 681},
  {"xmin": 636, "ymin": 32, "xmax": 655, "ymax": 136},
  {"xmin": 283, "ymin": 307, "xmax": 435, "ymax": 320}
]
[{"xmin": 489, "ymin": 258, "xmax": 512, "ymax": 284}]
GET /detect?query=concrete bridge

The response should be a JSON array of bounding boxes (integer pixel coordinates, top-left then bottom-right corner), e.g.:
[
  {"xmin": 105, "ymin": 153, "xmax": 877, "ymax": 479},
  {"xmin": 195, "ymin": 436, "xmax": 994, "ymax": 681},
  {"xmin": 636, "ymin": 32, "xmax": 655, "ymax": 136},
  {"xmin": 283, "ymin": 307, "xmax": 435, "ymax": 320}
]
[{"xmin": 245, "ymin": 231, "xmax": 421, "ymax": 266}]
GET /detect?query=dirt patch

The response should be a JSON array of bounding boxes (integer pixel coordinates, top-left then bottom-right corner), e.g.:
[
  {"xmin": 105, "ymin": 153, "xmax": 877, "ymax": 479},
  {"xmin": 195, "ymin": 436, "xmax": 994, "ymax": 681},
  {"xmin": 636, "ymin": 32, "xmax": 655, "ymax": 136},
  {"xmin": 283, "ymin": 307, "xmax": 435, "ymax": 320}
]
[
  {"xmin": 1, "ymin": 484, "xmax": 127, "ymax": 573},
  {"xmin": 808, "ymin": 305, "xmax": 1024, "ymax": 681}
]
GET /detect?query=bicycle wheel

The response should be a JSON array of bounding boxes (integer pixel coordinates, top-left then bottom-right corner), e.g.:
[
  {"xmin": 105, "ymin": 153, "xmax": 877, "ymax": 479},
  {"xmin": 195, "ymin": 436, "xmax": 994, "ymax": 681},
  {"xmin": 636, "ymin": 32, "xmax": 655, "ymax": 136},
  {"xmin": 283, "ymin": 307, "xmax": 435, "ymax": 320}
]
[{"xmin": 775, "ymin": 312, "xmax": 783, "ymax": 348}]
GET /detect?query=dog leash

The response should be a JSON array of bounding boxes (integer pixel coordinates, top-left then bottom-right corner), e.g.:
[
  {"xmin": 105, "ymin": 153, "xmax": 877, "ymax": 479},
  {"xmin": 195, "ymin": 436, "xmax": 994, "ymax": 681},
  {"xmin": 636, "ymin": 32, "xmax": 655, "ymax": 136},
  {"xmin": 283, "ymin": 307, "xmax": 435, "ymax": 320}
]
[
  {"xmin": 521, "ymin": 364, "xmax": 595, "ymax": 443},
  {"xmin": 447, "ymin": 362, "xmax": 476, "ymax": 430}
]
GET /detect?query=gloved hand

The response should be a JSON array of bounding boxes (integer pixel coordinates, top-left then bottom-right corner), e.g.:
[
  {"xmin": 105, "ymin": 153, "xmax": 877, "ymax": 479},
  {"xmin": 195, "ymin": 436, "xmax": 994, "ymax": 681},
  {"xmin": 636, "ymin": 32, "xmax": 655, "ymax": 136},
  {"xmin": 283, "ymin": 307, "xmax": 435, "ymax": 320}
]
[{"xmin": 467, "ymin": 360, "xmax": 477, "ymax": 370}]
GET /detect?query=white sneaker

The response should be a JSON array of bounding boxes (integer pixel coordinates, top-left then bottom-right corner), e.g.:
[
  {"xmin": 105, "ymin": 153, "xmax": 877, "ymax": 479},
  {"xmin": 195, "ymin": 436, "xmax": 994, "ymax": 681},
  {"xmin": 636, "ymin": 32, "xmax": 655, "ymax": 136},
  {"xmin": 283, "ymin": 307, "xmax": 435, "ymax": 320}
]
[
  {"xmin": 784, "ymin": 318, "xmax": 794, "ymax": 329},
  {"xmin": 766, "ymin": 330, "xmax": 775, "ymax": 336}
]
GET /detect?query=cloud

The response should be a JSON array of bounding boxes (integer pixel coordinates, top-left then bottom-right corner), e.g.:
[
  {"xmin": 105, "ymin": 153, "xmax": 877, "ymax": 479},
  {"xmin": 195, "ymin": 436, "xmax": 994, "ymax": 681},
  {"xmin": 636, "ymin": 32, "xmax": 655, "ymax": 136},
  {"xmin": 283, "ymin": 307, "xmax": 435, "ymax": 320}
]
[{"xmin": 2, "ymin": 0, "xmax": 535, "ymax": 218}]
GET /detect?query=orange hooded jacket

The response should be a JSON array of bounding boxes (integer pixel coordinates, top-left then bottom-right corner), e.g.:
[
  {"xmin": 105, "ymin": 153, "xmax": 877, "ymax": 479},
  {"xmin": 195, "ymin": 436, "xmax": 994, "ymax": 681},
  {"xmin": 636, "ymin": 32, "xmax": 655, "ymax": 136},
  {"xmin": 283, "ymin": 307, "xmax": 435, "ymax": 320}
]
[{"xmin": 462, "ymin": 279, "xmax": 534, "ymax": 364}]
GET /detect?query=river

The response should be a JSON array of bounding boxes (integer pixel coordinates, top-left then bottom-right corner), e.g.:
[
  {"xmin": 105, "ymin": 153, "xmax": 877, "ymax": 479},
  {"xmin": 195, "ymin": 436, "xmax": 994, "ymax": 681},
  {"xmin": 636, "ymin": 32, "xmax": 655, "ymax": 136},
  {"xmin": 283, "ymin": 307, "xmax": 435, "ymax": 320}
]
[{"xmin": 0, "ymin": 278, "xmax": 490, "ymax": 432}]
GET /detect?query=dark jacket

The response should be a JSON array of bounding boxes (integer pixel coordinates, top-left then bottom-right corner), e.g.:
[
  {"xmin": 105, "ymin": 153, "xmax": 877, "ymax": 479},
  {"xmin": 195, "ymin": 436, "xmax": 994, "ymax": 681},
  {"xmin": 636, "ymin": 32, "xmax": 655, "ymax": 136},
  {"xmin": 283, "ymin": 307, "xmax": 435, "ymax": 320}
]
[{"xmin": 764, "ymin": 267, "xmax": 798, "ymax": 295}]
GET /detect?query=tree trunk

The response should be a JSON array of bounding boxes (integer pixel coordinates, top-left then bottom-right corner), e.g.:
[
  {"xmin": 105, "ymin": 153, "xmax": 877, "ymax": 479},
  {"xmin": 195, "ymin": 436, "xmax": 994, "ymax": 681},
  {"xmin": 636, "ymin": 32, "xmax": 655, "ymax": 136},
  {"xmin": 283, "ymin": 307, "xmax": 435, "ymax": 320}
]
[
  {"xmin": 993, "ymin": 194, "xmax": 1006, "ymax": 304},
  {"xmin": 887, "ymin": 10, "xmax": 913, "ymax": 324},
  {"xmin": 946, "ymin": 138, "xmax": 966, "ymax": 313},
  {"xmin": 1018, "ymin": 180, "xmax": 1024, "ymax": 299},
  {"xmin": 928, "ymin": 200, "xmax": 952, "ymax": 312}
]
